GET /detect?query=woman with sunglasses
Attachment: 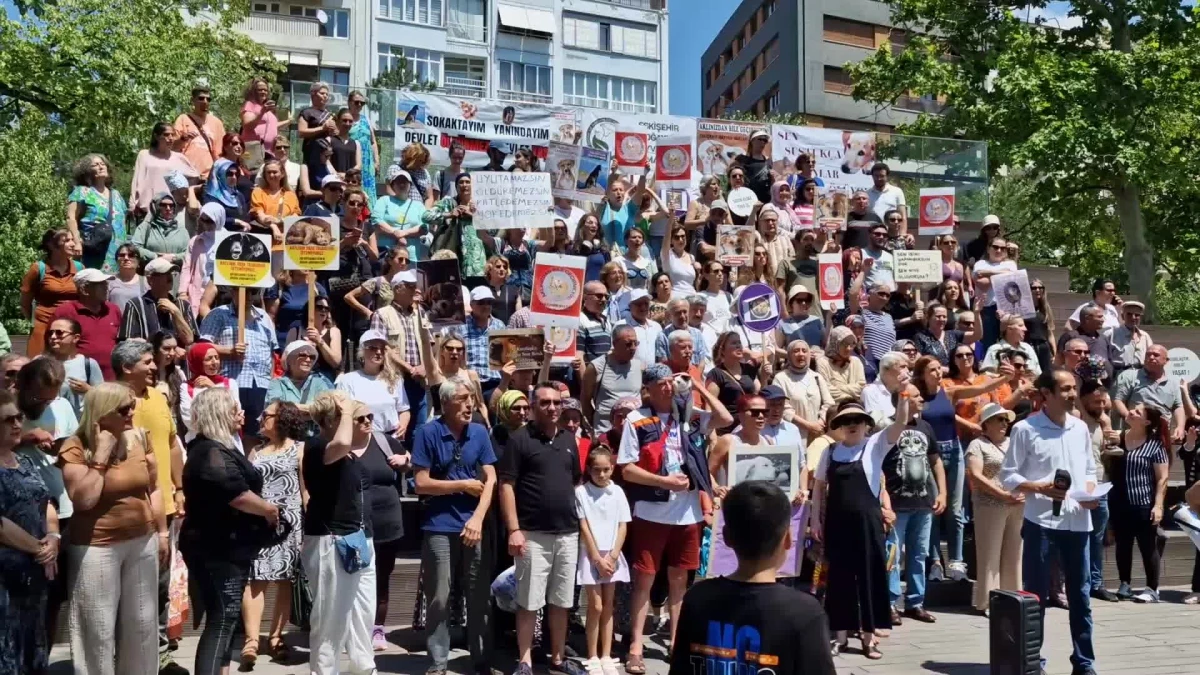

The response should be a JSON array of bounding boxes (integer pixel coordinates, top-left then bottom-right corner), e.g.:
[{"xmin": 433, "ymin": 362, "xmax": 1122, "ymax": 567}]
[
  {"xmin": 981, "ymin": 315, "xmax": 1043, "ymax": 377},
  {"xmin": 571, "ymin": 213, "xmax": 613, "ymax": 284},
  {"xmin": 20, "ymin": 229, "xmax": 83, "ymax": 358},
  {"xmin": 708, "ymin": 394, "xmax": 783, "ymax": 496},
  {"xmin": 706, "ymin": 333, "xmax": 762, "ymax": 434},
  {"xmin": 346, "ymin": 91, "xmax": 379, "ymax": 208},
  {"xmin": 661, "ymin": 225, "xmax": 699, "ymax": 300},
  {"xmin": 201, "ymin": 156, "xmax": 253, "ymax": 234},
  {"xmin": 732, "ymin": 243, "xmax": 775, "ymax": 293},
  {"xmin": 724, "ymin": 165, "xmax": 753, "ymax": 225},
  {"xmin": 131, "ymin": 122, "xmax": 200, "ymax": 218},
  {"xmin": 484, "ymin": 255, "xmax": 522, "ymax": 325},
  {"xmin": 284, "ymin": 296, "xmax": 343, "ymax": 379},
  {"xmin": 60, "ymin": 382, "xmax": 169, "ymax": 675},
  {"xmin": 335, "ymin": 331, "xmax": 411, "ymax": 440},
  {"xmin": 935, "ymin": 234, "xmax": 970, "ymax": 294},
  {"xmin": 303, "ymin": 392, "xmax": 381, "ymax": 674},
  {"xmin": 420, "ymin": 322, "xmax": 491, "ymax": 428},
  {"xmin": 266, "ymin": 340, "xmax": 334, "ymax": 414},
  {"xmin": 250, "ymin": 159, "xmax": 301, "ymax": 250},
  {"xmin": 105, "ymin": 243, "xmax": 148, "ymax": 317},
  {"xmin": 0, "ymin": 387, "xmax": 61, "ymax": 675},
  {"xmin": 945, "ymin": 345, "xmax": 1001, "ymax": 445},
  {"xmin": 219, "ymin": 133, "xmax": 257, "ymax": 204},
  {"xmin": 698, "ymin": 261, "xmax": 733, "ymax": 333},
  {"xmin": 790, "ymin": 178, "xmax": 820, "ymax": 234},
  {"xmin": 345, "ymin": 247, "xmax": 409, "ymax": 337},
  {"xmin": 914, "ymin": 301, "xmax": 980, "ymax": 368},
  {"xmin": 1026, "ymin": 279, "xmax": 1057, "ymax": 374}
]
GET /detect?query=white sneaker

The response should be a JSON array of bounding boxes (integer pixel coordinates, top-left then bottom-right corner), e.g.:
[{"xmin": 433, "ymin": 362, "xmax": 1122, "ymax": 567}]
[
  {"xmin": 599, "ymin": 657, "xmax": 621, "ymax": 675},
  {"xmin": 584, "ymin": 657, "xmax": 604, "ymax": 675},
  {"xmin": 947, "ymin": 562, "xmax": 969, "ymax": 581},
  {"xmin": 1132, "ymin": 589, "xmax": 1160, "ymax": 604},
  {"xmin": 928, "ymin": 562, "xmax": 945, "ymax": 582}
]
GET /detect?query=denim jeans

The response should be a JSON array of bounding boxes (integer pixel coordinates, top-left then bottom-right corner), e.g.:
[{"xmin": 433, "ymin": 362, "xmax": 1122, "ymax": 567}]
[
  {"xmin": 422, "ymin": 532, "xmax": 493, "ymax": 671},
  {"xmin": 929, "ymin": 440, "xmax": 965, "ymax": 564},
  {"xmin": 1022, "ymin": 520, "xmax": 1095, "ymax": 672},
  {"xmin": 648, "ymin": 235, "xmax": 665, "ymax": 262},
  {"xmin": 185, "ymin": 554, "xmax": 250, "ymax": 675},
  {"xmin": 888, "ymin": 510, "xmax": 933, "ymax": 609},
  {"xmin": 403, "ymin": 377, "xmax": 429, "ymax": 441},
  {"xmin": 1088, "ymin": 496, "xmax": 1110, "ymax": 590},
  {"xmin": 981, "ymin": 304, "xmax": 1001, "ymax": 353}
]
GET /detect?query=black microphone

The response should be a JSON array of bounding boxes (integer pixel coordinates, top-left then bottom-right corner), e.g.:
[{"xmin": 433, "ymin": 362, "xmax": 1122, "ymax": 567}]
[{"xmin": 1052, "ymin": 469, "xmax": 1072, "ymax": 517}]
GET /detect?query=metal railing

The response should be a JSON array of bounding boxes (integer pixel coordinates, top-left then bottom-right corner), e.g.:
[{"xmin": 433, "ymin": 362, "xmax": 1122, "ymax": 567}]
[
  {"xmin": 446, "ymin": 21, "xmax": 488, "ymax": 43},
  {"xmin": 563, "ymin": 94, "xmax": 656, "ymax": 114},
  {"xmin": 497, "ymin": 89, "xmax": 553, "ymax": 104},
  {"xmin": 443, "ymin": 75, "xmax": 486, "ymax": 98},
  {"xmin": 235, "ymin": 11, "xmax": 320, "ymax": 38}
]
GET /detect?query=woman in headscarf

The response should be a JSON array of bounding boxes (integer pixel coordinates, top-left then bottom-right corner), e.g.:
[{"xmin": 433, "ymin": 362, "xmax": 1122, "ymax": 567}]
[
  {"xmin": 816, "ymin": 325, "xmax": 866, "ymax": 405},
  {"xmin": 129, "ymin": 192, "xmax": 191, "ymax": 273},
  {"xmin": 773, "ymin": 339, "xmax": 834, "ymax": 446},
  {"xmin": 493, "ymin": 389, "xmax": 531, "ymax": 461},
  {"xmin": 178, "ymin": 342, "xmax": 240, "ymax": 445},
  {"xmin": 179, "ymin": 202, "xmax": 226, "ymax": 317},
  {"xmin": 422, "ymin": 173, "xmax": 489, "ymax": 283},
  {"xmin": 770, "ymin": 180, "xmax": 801, "ymax": 238},
  {"xmin": 201, "ymin": 158, "xmax": 252, "ymax": 232}
]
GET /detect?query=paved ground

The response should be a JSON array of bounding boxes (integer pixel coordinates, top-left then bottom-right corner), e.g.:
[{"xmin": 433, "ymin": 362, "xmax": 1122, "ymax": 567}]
[{"xmin": 48, "ymin": 587, "xmax": 1200, "ymax": 674}]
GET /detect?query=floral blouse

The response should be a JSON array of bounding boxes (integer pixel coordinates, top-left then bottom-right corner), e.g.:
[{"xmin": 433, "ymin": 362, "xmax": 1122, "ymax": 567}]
[{"xmin": 68, "ymin": 185, "xmax": 128, "ymax": 274}]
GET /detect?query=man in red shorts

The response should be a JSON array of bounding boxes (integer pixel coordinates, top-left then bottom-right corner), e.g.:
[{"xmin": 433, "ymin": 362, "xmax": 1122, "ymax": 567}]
[{"xmin": 616, "ymin": 364, "xmax": 731, "ymax": 673}]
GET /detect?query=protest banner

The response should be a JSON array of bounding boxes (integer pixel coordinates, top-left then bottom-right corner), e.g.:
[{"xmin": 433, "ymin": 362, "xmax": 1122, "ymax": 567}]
[
  {"xmin": 919, "ymin": 187, "xmax": 956, "ymax": 235},
  {"xmin": 545, "ymin": 325, "xmax": 578, "ymax": 364},
  {"xmin": 488, "ymin": 329, "xmax": 546, "ymax": 371},
  {"xmin": 580, "ymin": 110, "xmax": 697, "ymax": 186},
  {"xmin": 575, "ymin": 147, "xmax": 610, "ymax": 203},
  {"xmin": 818, "ymin": 253, "xmax": 844, "ymax": 310},
  {"xmin": 547, "ymin": 141, "xmax": 582, "ymax": 200},
  {"xmin": 529, "ymin": 253, "xmax": 587, "ymax": 328},
  {"xmin": 717, "ymin": 224, "xmax": 755, "ymax": 266},
  {"xmin": 662, "ymin": 188, "xmax": 689, "ymax": 218},
  {"xmin": 472, "ymin": 172, "xmax": 553, "ymax": 230},
  {"xmin": 709, "ymin": 504, "xmax": 807, "ymax": 578},
  {"xmin": 654, "ymin": 136, "xmax": 694, "ymax": 189},
  {"xmin": 816, "ymin": 190, "xmax": 850, "ymax": 232},
  {"xmin": 894, "ymin": 250, "xmax": 943, "ymax": 284},
  {"xmin": 614, "ymin": 130, "xmax": 650, "ymax": 174},
  {"xmin": 1169, "ymin": 347, "xmax": 1200, "ymax": 384},
  {"xmin": 695, "ymin": 119, "xmax": 771, "ymax": 176},
  {"xmin": 283, "ymin": 216, "xmax": 339, "ymax": 271},
  {"xmin": 416, "ymin": 258, "xmax": 465, "ymax": 327},
  {"xmin": 737, "ymin": 283, "xmax": 782, "ymax": 334},
  {"xmin": 394, "ymin": 93, "xmax": 579, "ymax": 167},
  {"xmin": 770, "ymin": 125, "xmax": 876, "ymax": 194},
  {"xmin": 992, "ymin": 269, "xmax": 1035, "ymax": 318}
]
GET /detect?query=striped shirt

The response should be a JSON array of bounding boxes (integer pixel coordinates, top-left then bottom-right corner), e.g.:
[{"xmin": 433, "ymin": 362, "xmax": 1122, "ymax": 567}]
[
  {"xmin": 861, "ymin": 309, "xmax": 896, "ymax": 372},
  {"xmin": 1119, "ymin": 436, "xmax": 1167, "ymax": 507}
]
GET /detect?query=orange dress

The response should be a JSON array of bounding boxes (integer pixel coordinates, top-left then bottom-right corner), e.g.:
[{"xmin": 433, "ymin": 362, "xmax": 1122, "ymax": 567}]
[
  {"xmin": 21, "ymin": 261, "xmax": 80, "ymax": 356},
  {"xmin": 944, "ymin": 374, "xmax": 992, "ymax": 442}
]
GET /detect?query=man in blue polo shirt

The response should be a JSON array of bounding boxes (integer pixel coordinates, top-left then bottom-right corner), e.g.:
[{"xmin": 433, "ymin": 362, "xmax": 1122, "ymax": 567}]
[{"xmin": 412, "ymin": 380, "xmax": 498, "ymax": 675}]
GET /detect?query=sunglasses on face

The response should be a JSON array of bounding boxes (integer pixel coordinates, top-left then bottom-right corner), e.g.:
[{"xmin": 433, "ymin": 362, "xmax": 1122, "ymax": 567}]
[
  {"xmin": 990, "ymin": 245, "xmax": 1007, "ymax": 251},
  {"xmin": 745, "ymin": 409, "xmax": 767, "ymax": 418},
  {"xmin": 355, "ymin": 414, "xmax": 375, "ymax": 424},
  {"xmin": 902, "ymin": 348, "xmax": 918, "ymax": 354},
  {"xmin": 117, "ymin": 403, "xmax": 135, "ymax": 416},
  {"xmin": 589, "ymin": 293, "xmax": 610, "ymax": 301},
  {"xmin": 887, "ymin": 217, "xmax": 902, "ymax": 223},
  {"xmin": 1031, "ymin": 286, "xmax": 1044, "ymax": 291},
  {"xmin": 954, "ymin": 352, "xmax": 974, "ymax": 360},
  {"xmin": 47, "ymin": 329, "xmax": 74, "ymax": 338},
  {"xmin": 195, "ymin": 96, "xmax": 211, "ymax": 102},
  {"xmin": 116, "ymin": 252, "xmax": 136, "ymax": 259},
  {"xmin": 1, "ymin": 412, "xmax": 25, "ymax": 425}
]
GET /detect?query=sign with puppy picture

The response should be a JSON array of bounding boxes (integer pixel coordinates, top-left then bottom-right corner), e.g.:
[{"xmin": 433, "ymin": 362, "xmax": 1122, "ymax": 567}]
[
  {"xmin": 488, "ymin": 328, "xmax": 546, "ymax": 371},
  {"xmin": 547, "ymin": 141, "xmax": 582, "ymax": 200},
  {"xmin": 283, "ymin": 216, "xmax": 339, "ymax": 271},
  {"xmin": 214, "ymin": 231, "xmax": 274, "ymax": 288}
]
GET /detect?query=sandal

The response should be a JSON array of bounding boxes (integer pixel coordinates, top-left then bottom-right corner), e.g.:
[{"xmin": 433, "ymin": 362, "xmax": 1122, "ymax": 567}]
[
  {"xmin": 241, "ymin": 637, "xmax": 259, "ymax": 669},
  {"xmin": 862, "ymin": 641, "xmax": 883, "ymax": 660},
  {"xmin": 624, "ymin": 654, "xmax": 646, "ymax": 675},
  {"xmin": 267, "ymin": 638, "xmax": 292, "ymax": 663}
]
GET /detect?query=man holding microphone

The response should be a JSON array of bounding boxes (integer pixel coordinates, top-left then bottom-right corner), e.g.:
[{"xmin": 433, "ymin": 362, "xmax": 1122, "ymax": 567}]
[{"xmin": 1000, "ymin": 368, "xmax": 1102, "ymax": 675}]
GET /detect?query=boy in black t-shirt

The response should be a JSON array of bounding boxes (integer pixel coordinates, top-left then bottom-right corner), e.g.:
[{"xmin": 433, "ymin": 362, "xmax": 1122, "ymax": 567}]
[{"xmin": 669, "ymin": 482, "xmax": 837, "ymax": 675}]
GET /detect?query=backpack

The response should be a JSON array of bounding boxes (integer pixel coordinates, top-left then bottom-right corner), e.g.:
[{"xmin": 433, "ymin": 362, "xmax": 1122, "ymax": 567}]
[{"xmin": 38, "ymin": 259, "xmax": 84, "ymax": 282}]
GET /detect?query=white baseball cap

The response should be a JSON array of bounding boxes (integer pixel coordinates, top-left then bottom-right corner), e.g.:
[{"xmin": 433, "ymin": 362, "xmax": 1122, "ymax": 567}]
[
  {"xmin": 145, "ymin": 258, "xmax": 175, "ymax": 275},
  {"xmin": 390, "ymin": 270, "xmax": 418, "ymax": 286},
  {"xmin": 283, "ymin": 340, "xmax": 318, "ymax": 362},
  {"xmin": 320, "ymin": 175, "xmax": 346, "ymax": 189},
  {"xmin": 629, "ymin": 289, "xmax": 651, "ymax": 303},
  {"xmin": 75, "ymin": 268, "xmax": 114, "ymax": 284},
  {"xmin": 359, "ymin": 329, "xmax": 388, "ymax": 345},
  {"xmin": 469, "ymin": 286, "xmax": 495, "ymax": 302}
]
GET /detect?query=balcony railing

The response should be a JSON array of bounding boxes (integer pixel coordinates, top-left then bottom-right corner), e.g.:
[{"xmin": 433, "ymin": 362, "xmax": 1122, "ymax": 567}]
[
  {"xmin": 235, "ymin": 11, "xmax": 319, "ymax": 38},
  {"xmin": 498, "ymin": 89, "xmax": 553, "ymax": 104},
  {"xmin": 563, "ymin": 94, "xmax": 656, "ymax": 114},
  {"xmin": 586, "ymin": 0, "xmax": 666, "ymax": 9},
  {"xmin": 894, "ymin": 95, "xmax": 948, "ymax": 115},
  {"xmin": 443, "ymin": 75, "xmax": 486, "ymax": 99}
]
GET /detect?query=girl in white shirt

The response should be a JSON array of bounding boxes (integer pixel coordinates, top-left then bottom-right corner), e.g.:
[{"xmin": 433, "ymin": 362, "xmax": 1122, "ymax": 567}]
[
  {"xmin": 662, "ymin": 225, "xmax": 698, "ymax": 299},
  {"xmin": 576, "ymin": 446, "xmax": 631, "ymax": 675}
]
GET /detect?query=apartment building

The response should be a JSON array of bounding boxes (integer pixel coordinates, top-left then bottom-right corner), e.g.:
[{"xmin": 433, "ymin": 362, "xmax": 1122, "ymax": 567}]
[
  {"xmin": 234, "ymin": 1, "xmax": 372, "ymax": 94},
  {"xmin": 371, "ymin": 0, "xmax": 670, "ymax": 112},
  {"xmin": 700, "ymin": 0, "xmax": 943, "ymax": 130}
]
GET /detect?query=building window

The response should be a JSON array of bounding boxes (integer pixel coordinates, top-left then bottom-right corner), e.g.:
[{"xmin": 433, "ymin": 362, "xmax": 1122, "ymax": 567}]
[
  {"xmin": 766, "ymin": 85, "xmax": 780, "ymax": 112},
  {"xmin": 764, "ymin": 37, "xmax": 779, "ymax": 66},
  {"xmin": 378, "ymin": 44, "xmax": 442, "ymax": 86},
  {"xmin": 290, "ymin": 5, "xmax": 318, "ymax": 18},
  {"xmin": 319, "ymin": 68, "xmax": 351, "ymax": 88},
  {"xmin": 563, "ymin": 16, "xmax": 658, "ymax": 58},
  {"xmin": 563, "ymin": 70, "xmax": 657, "ymax": 113},
  {"xmin": 447, "ymin": 0, "xmax": 486, "ymax": 41},
  {"xmin": 319, "ymin": 9, "xmax": 350, "ymax": 38},
  {"xmin": 823, "ymin": 15, "xmax": 876, "ymax": 49},
  {"xmin": 823, "ymin": 65, "xmax": 854, "ymax": 95},
  {"xmin": 252, "ymin": 2, "xmax": 281, "ymax": 13},
  {"xmin": 499, "ymin": 61, "xmax": 552, "ymax": 103},
  {"xmin": 379, "ymin": 0, "xmax": 444, "ymax": 27}
]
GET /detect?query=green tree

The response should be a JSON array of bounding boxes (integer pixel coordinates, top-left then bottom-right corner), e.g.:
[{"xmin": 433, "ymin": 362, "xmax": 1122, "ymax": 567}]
[
  {"xmin": 847, "ymin": 1, "xmax": 1200, "ymax": 321},
  {"xmin": 367, "ymin": 56, "xmax": 438, "ymax": 92},
  {"xmin": 0, "ymin": 0, "xmax": 282, "ymax": 328}
]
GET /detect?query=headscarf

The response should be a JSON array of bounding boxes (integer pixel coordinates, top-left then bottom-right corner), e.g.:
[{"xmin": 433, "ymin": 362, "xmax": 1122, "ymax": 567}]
[
  {"xmin": 203, "ymin": 158, "xmax": 242, "ymax": 210},
  {"xmin": 828, "ymin": 326, "xmax": 855, "ymax": 361},
  {"xmin": 147, "ymin": 192, "xmax": 178, "ymax": 232},
  {"xmin": 786, "ymin": 339, "xmax": 812, "ymax": 375},
  {"xmin": 770, "ymin": 180, "xmax": 800, "ymax": 231},
  {"xmin": 496, "ymin": 389, "xmax": 528, "ymax": 429},
  {"xmin": 186, "ymin": 342, "xmax": 229, "ymax": 395},
  {"xmin": 198, "ymin": 202, "xmax": 227, "ymax": 280}
]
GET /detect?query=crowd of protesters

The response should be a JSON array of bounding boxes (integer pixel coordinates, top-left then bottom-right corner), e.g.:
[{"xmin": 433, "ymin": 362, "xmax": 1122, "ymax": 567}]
[{"xmin": 3, "ymin": 78, "xmax": 1200, "ymax": 675}]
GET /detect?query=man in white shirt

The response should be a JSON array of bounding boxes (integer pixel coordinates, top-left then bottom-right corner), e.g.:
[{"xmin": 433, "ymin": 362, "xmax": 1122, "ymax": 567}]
[
  {"xmin": 618, "ymin": 364, "xmax": 731, "ymax": 671},
  {"xmin": 1068, "ymin": 278, "xmax": 1122, "ymax": 331},
  {"xmin": 867, "ymin": 162, "xmax": 908, "ymax": 235},
  {"xmin": 971, "ymin": 235, "xmax": 1018, "ymax": 351},
  {"xmin": 1000, "ymin": 368, "xmax": 1101, "ymax": 675},
  {"xmin": 616, "ymin": 289, "xmax": 661, "ymax": 366}
]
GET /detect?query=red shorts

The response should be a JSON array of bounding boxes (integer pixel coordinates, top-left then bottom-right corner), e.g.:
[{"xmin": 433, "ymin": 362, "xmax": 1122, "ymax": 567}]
[{"xmin": 627, "ymin": 517, "xmax": 703, "ymax": 575}]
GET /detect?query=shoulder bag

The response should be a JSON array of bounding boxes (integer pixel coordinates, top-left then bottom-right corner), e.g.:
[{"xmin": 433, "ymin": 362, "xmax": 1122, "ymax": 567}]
[{"xmin": 333, "ymin": 473, "xmax": 373, "ymax": 574}]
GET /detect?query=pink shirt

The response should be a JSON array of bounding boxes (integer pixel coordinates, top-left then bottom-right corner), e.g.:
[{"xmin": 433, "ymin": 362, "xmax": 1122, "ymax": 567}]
[
  {"xmin": 239, "ymin": 100, "xmax": 280, "ymax": 155},
  {"xmin": 129, "ymin": 149, "xmax": 199, "ymax": 211}
]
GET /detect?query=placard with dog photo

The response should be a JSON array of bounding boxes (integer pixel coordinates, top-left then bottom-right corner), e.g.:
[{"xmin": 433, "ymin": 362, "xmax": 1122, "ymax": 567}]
[
  {"xmin": 717, "ymin": 224, "xmax": 756, "ymax": 267},
  {"xmin": 695, "ymin": 119, "xmax": 771, "ymax": 176},
  {"xmin": 992, "ymin": 269, "xmax": 1036, "ymax": 319},
  {"xmin": 547, "ymin": 141, "xmax": 581, "ymax": 200},
  {"xmin": 575, "ymin": 146, "xmax": 610, "ymax": 202},
  {"xmin": 416, "ymin": 258, "xmax": 465, "ymax": 327},
  {"xmin": 488, "ymin": 328, "xmax": 546, "ymax": 371},
  {"xmin": 283, "ymin": 216, "xmax": 339, "ymax": 271},
  {"xmin": 214, "ymin": 231, "xmax": 273, "ymax": 288},
  {"xmin": 729, "ymin": 444, "xmax": 801, "ymax": 500}
]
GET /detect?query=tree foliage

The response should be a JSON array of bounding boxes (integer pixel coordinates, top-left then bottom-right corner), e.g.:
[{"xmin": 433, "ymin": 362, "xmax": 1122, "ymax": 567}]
[
  {"xmin": 0, "ymin": 0, "xmax": 281, "ymax": 329},
  {"xmin": 847, "ymin": 0, "xmax": 1200, "ymax": 322},
  {"xmin": 367, "ymin": 57, "xmax": 438, "ymax": 92}
]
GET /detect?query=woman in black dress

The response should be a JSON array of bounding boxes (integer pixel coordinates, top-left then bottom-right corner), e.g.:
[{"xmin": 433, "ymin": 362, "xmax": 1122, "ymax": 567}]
[
  {"xmin": 811, "ymin": 401, "xmax": 900, "ymax": 660},
  {"xmin": 1027, "ymin": 279, "xmax": 1057, "ymax": 374},
  {"xmin": 706, "ymin": 332, "xmax": 761, "ymax": 434}
]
